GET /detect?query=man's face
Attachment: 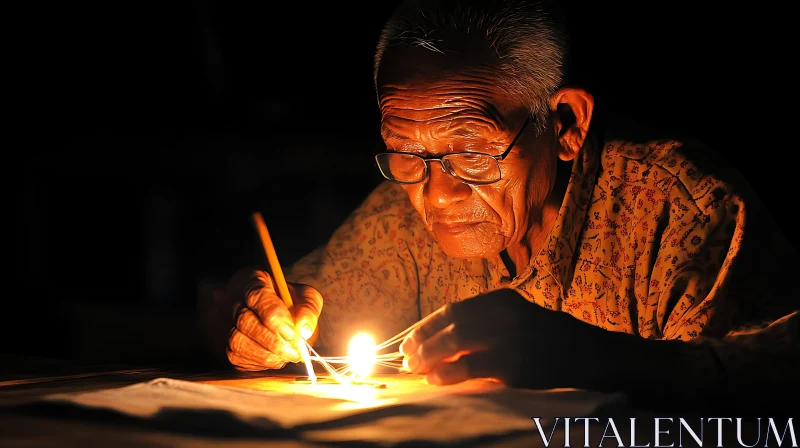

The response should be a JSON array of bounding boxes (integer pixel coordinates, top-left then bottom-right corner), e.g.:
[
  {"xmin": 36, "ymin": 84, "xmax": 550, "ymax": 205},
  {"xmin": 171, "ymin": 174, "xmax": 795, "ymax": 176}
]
[{"xmin": 377, "ymin": 44, "xmax": 561, "ymax": 259}]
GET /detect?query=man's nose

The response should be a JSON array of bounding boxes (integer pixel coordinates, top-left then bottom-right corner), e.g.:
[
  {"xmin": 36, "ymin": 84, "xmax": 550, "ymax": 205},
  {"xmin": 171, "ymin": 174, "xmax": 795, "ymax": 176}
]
[{"xmin": 424, "ymin": 161, "xmax": 472, "ymax": 208}]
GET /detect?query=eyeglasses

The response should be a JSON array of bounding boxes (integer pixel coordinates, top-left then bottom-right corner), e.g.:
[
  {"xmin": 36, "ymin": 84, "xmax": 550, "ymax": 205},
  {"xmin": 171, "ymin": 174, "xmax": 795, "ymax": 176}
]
[{"xmin": 374, "ymin": 117, "xmax": 531, "ymax": 185}]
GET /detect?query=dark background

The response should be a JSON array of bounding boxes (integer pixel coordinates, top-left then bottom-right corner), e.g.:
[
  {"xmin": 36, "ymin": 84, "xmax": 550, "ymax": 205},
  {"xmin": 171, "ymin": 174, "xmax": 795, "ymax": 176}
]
[{"xmin": 9, "ymin": 2, "xmax": 795, "ymax": 363}]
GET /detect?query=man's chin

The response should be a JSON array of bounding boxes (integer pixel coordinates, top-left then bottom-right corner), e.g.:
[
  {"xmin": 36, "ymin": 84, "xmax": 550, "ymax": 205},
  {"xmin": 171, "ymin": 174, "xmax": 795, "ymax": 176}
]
[{"xmin": 434, "ymin": 234, "xmax": 501, "ymax": 259}]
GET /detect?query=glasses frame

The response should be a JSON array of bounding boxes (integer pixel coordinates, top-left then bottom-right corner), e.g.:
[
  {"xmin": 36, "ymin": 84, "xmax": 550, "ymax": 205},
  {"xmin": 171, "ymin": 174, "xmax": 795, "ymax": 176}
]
[{"xmin": 374, "ymin": 116, "xmax": 531, "ymax": 186}]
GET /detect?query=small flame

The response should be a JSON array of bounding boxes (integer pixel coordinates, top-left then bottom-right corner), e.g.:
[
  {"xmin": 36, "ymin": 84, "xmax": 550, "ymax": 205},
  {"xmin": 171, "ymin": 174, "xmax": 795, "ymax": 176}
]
[{"xmin": 347, "ymin": 333, "xmax": 376, "ymax": 379}]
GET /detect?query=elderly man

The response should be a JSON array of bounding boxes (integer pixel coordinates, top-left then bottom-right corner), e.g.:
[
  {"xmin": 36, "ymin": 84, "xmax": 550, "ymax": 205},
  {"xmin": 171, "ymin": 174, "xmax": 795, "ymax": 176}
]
[{"xmin": 201, "ymin": 0, "xmax": 799, "ymax": 411}]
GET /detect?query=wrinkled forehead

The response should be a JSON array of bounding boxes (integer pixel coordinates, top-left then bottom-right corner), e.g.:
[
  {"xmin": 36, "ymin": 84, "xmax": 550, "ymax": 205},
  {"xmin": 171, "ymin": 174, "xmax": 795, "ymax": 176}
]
[{"xmin": 376, "ymin": 32, "xmax": 524, "ymax": 132}]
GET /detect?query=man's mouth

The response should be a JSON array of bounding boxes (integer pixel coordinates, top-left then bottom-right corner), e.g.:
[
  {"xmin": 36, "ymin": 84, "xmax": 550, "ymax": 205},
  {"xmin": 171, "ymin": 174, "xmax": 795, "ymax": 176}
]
[{"xmin": 431, "ymin": 221, "xmax": 481, "ymax": 234}]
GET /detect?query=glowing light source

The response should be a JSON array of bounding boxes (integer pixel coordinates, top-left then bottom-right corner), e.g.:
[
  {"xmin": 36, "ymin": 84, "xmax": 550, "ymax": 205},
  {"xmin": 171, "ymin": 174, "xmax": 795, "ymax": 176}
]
[{"xmin": 347, "ymin": 333, "xmax": 377, "ymax": 379}]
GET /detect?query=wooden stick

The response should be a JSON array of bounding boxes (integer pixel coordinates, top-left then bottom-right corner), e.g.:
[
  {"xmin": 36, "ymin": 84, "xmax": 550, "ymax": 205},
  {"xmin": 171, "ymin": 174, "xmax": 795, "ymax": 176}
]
[
  {"xmin": 252, "ymin": 212, "xmax": 317, "ymax": 383},
  {"xmin": 253, "ymin": 212, "xmax": 294, "ymax": 309}
]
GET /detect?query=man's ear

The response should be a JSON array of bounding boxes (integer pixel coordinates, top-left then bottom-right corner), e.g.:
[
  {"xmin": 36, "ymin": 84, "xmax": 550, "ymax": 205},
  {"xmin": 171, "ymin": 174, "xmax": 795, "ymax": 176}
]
[{"xmin": 551, "ymin": 87, "xmax": 594, "ymax": 161}]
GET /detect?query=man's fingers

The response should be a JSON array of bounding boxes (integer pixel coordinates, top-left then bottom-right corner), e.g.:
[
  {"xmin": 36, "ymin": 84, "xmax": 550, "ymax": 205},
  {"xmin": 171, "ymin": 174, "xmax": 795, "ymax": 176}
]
[
  {"xmin": 400, "ymin": 303, "xmax": 457, "ymax": 356},
  {"xmin": 426, "ymin": 351, "xmax": 495, "ymax": 386},
  {"xmin": 406, "ymin": 322, "xmax": 487, "ymax": 373},
  {"xmin": 290, "ymin": 284, "xmax": 323, "ymax": 340},
  {"xmin": 246, "ymin": 285, "xmax": 298, "ymax": 342},
  {"xmin": 226, "ymin": 349, "xmax": 271, "ymax": 372},
  {"xmin": 252, "ymin": 270, "xmax": 278, "ymax": 295},
  {"xmin": 236, "ymin": 308, "xmax": 301, "ymax": 363},
  {"xmin": 229, "ymin": 352, "xmax": 286, "ymax": 372},
  {"xmin": 426, "ymin": 357, "xmax": 470, "ymax": 386},
  {"xmin": 227, "ymin": 329, "xmax": 289, "ymax": 370}
]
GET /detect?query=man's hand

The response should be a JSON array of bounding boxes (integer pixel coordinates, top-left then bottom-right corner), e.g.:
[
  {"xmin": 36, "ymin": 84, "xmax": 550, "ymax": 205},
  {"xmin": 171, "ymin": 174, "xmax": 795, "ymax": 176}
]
[
  {"xmin": 400, "ymin": 289, "xmax": 794, "ymax": 414},
  {"xmin": 400, "ymin": 288, "xmax": 600, "ymax": 389},
  {"xmin": 200, "ymin": 269, "xmax": 323, "ymax": 371}
]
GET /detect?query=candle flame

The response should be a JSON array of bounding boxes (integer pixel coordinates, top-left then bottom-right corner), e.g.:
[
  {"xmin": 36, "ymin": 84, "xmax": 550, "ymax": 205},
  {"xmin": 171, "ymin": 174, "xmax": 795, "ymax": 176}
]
[{"xmin": 347, "ymin": 333, "xmax": 376, "ymax": 379}]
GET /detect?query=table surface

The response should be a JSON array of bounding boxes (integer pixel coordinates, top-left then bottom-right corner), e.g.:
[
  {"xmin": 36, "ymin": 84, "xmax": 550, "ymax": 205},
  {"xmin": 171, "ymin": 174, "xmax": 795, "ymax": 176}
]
[{"xmin": 0, "ymin": 355, "xmax": 754, "ymax": 447}]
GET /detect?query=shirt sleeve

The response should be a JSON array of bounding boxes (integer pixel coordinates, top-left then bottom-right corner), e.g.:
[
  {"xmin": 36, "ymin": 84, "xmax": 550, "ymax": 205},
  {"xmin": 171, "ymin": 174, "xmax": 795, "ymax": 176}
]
[
  {"xmin": 285, "ymin": 181, "xmax": 426, "ymax": 353},
  {"xmin": 646, "ymin": 176, "xmax": 800, "ymax": 393},
  {"xmin": 645, "ymin": 189, "xmax": 747, "ymax": 340}
]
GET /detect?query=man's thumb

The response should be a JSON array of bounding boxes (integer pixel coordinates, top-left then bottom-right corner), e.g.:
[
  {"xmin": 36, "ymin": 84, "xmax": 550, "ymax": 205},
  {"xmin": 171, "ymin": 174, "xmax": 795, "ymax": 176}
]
[{"xmin": 291, "ymin": 284, "xmax": 323, "ymax": 341}]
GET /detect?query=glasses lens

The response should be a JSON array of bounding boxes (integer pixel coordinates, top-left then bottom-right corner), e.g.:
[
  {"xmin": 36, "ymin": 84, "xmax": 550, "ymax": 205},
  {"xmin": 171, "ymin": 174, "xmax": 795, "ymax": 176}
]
[
  {"xmin": 443, "ymin": 153, "xmax": 501, "ymax": 183},
  {"xmin": 375, "ymin": 153, "xmax": 427, "ymax": 183}
]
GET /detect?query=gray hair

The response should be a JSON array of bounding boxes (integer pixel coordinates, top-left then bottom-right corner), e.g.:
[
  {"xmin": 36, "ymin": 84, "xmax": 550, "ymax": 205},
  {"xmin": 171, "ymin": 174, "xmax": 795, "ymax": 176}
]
[{"xmin": 374, "ymin": 0, "xmax": 570, "ymax": 136}]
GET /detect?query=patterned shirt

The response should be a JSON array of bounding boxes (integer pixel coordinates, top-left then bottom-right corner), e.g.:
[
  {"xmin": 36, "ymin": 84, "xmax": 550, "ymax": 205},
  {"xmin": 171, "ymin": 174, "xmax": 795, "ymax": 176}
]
[{"xmin": 286, "ymin": 125, "xmax": 800, "ymax": 390}]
